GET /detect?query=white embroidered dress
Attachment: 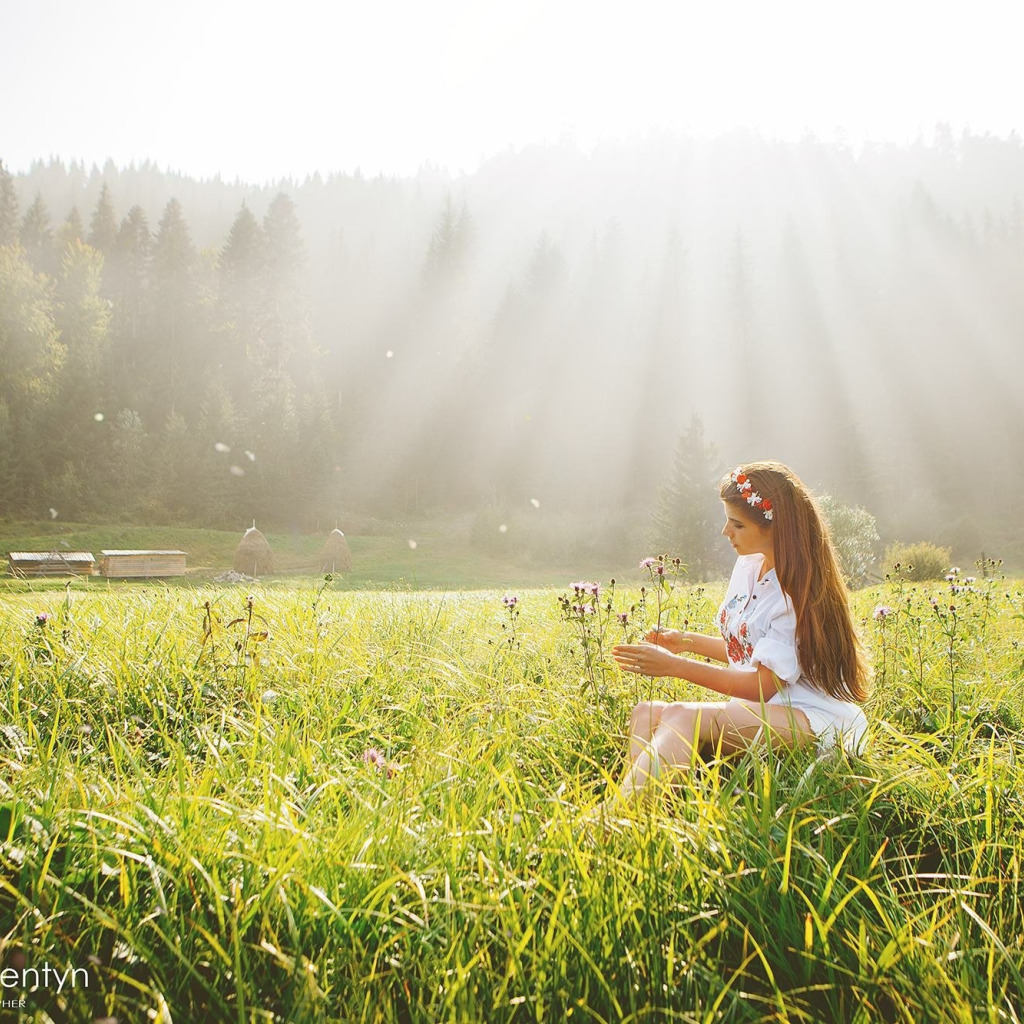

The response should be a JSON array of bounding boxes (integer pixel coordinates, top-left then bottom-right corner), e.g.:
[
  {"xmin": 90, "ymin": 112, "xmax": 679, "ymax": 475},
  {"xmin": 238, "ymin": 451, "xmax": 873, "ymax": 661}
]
[{"xmin": 717, "ymin": 554, "xmax": 868, "ymax": 753}]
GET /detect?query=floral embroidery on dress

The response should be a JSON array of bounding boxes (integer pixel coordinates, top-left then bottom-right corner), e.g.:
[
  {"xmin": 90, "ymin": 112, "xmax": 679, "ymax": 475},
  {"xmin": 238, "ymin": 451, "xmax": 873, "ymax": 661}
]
[
  {"xmin": 725, "ymin": 620, "xmax": 755, "ymax": 664},
  {"xmin": 720, "ymin": 591, "xmax": 756, "ymax": 665}
]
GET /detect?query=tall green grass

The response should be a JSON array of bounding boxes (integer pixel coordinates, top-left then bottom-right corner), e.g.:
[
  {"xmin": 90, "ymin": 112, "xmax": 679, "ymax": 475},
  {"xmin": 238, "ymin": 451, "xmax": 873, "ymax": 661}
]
[{"xmin": 1, "ymin": 570, "xmax": 1023, "ymax": 1022}]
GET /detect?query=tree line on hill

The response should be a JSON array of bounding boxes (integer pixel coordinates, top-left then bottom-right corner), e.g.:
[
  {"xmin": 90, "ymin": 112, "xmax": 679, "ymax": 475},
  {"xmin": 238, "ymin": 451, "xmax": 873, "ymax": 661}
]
[{"xmin": 1, "ymin": 128, "xmax": 1023, "ymax": 567}]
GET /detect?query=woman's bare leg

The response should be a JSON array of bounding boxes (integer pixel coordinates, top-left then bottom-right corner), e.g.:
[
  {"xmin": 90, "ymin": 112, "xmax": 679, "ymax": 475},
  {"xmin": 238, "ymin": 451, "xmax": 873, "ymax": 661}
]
[
  {"xmin": 612, "ymin": 700, "xmax": 815, "ymax": 805},
  {"xmin": 627, "ymin": 701, "xmax": 669, "ymax": 762}
]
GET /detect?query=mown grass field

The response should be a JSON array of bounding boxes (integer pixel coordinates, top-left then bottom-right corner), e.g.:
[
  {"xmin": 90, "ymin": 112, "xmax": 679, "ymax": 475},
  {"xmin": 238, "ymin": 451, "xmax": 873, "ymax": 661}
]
[
  {"xmin": 1, "ymin": 563, "xmax": 1024, "ymax": 1022},
  {"xmin": 0, "ymin": 521, "xmax": 641, "ymax": 592}
]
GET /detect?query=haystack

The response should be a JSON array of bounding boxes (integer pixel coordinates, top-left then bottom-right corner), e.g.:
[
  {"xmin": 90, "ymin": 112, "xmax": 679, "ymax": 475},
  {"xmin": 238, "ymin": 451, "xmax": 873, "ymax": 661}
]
[
  {"xmin": 319, "ymin": 528, "xmax": 353, "ymax": 574},
  {"xmin": 233, "ymin": 522, "xmax": 275, "ymax": 577}
]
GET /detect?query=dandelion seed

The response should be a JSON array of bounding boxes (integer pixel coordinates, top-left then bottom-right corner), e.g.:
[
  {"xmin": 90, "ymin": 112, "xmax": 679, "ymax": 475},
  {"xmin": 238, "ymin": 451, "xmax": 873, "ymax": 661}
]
[
  {"xmin": 386, "ymin": 350, "xmax": 394, "ymax": 359},
  {"xmin": 229, "ymin": 465, "xmax": 245, "ymax": 476},
  {"xmin": 530, "ymin": 498, "xmax": 540, "ymax": 508},
  {"xmin": 498, "ymin": 524, "xmax": 508, "ymax": 534},
  {"xmin": 261, "ymin": 690, "xmax": 279, "ymax": 703},
  {"xmin": 408, "ymin": 539, "xmax": 418, "ymax": 550},
  {"xmin": 48, "ymin": 507, "xmax": 58, "ymax": 519},
  {"xmin": 93, "ymin": 412, "xmax": 104, "ymax": 422},
  {"xmin": 214, "ymin": 442, "xmax": 231, "ymax": 453},
  {"xmin": 245, "ymin": 450, "xmax": 256, "ymax": 462}
]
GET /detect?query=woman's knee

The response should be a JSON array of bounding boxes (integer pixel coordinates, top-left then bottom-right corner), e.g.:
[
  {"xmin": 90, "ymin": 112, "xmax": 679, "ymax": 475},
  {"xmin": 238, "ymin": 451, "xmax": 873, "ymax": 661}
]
[
  {"xmin": 629, "ymin": 700, "xmax": 667, "ymax": 730},
  {"xmin": 656, "ymin": 702, "xmax": 701, "ymax": 737}
]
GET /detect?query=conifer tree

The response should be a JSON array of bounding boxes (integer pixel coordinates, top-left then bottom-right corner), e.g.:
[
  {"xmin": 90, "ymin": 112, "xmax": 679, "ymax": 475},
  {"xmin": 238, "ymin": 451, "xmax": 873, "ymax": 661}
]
[
  {"xmin": 149, "ymin": 198, "xmax": 197, "ymax": 418},
  {"xmin": 111, "ymin": 205, "xmax": 152, "ymax": 345},
  {"xmin": 57, "ymin": 206, "xmax": 85, "ymax": 250},
  {"xmin": 649, "ymin": 416, "xmax": 726, "ymax": 580},
  {"xmin": 261, "ymin": 192, "xmax": 310, "ymax": 370},
  {"xmin": 422, "ymin": 193, "xmax": 473, "ymax": 284},
  {"xmin": 87, "ymin": 182, "xmax": 118, "ymax": 254},
  {"xmin": 219, "ymin": 203, "xmax": 266, "ymax": 331},
  {"xmin": 0, "ymin": 161, "xmax": 20, "ymax": 247},
  {"xmin": 19, "ymin": 193, "xmax": 54, "ymax": 273}
]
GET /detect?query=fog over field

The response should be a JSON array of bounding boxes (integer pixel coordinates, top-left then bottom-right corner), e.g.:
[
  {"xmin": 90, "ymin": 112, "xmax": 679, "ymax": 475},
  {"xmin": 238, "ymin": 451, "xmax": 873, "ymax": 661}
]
[{"xmin": 2, "ymin": 1, "xmax": 1023, "ymax": 569}]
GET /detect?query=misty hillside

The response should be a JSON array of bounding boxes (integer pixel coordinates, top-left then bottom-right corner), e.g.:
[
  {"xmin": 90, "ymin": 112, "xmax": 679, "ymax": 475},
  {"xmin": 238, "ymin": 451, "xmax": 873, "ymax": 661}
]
[{"xmin": 2, "ymin": 130, "xmax": 1023, "ymax": 564}]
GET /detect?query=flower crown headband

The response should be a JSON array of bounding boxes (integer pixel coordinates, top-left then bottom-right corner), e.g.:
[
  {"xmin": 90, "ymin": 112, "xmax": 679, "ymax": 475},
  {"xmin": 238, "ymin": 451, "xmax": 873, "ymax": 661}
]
[{"xmin": 730, "ymin": 468, "xmax": 774, "ymax": 520}]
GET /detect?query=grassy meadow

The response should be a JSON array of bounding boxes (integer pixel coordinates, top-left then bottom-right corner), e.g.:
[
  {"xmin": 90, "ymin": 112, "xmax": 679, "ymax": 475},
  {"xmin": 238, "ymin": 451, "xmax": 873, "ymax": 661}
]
[
  {"xmin": 1, "ymin": 562, "xmax": 1024, "ymax": 1022},
  {"xmin": 0, "ymin": 520, "xmax": 642, "ymax": 593}
]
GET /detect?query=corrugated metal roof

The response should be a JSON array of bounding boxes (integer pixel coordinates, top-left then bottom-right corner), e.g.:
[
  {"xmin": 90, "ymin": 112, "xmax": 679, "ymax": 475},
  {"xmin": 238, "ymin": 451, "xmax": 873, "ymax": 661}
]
[
  {"xmin": 100, "ymin": 550, "xmax": 187, "ymax": 556},
  {"xmin": 9, "ymin": 551, "xmax": 96, "ymax": 562}
]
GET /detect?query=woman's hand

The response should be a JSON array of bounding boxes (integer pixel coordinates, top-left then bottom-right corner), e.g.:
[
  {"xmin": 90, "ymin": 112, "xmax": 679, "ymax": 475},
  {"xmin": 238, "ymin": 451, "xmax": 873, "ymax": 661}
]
[
  {"xmin": 645, "ymin": 627, "xmax": 687, "ymax": 653},
  {"xmin": 612, "ymin": 642, "xmax": 682, "ymax": 678}
]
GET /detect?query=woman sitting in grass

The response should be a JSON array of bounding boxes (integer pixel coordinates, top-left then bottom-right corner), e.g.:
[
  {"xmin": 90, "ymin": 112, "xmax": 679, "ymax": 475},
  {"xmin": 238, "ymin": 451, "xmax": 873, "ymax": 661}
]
[{"xmin": 609, "ymin": 460, "xmax": 869, "ymax": 805}]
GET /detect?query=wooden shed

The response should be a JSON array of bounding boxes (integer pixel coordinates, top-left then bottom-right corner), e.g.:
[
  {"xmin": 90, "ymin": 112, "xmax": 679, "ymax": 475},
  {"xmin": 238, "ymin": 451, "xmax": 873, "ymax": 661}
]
[
  {"xmin": 8, "ymin": 551, "xmax": 96, "ymax": 577},
  {"xmin": 99, "ymin": 550, "xmax": 188, "ymax": 578}
]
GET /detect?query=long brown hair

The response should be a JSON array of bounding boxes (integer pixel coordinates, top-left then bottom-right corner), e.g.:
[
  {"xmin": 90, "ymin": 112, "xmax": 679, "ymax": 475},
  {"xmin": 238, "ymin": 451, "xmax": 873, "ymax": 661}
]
[{"xmin": 719, "ymin": 460, "xmax": 869, "ymax": 703}]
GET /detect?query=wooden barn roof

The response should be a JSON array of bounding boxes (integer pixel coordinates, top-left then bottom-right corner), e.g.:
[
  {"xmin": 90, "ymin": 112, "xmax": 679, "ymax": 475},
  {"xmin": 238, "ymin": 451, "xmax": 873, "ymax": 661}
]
[
  {"xmin": 100, "ymin": 550, "xmax": 187, "ymax": 556},
  {"xmin": 9, "ymin": 551, "xmax": 96, "ymax": 563}
]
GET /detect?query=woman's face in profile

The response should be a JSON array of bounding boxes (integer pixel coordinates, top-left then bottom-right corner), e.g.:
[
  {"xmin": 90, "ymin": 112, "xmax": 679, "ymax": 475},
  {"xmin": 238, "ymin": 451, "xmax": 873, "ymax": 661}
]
[{"xmin": 720, "ymin": 502, "xmax": 773, "ymax": 560}]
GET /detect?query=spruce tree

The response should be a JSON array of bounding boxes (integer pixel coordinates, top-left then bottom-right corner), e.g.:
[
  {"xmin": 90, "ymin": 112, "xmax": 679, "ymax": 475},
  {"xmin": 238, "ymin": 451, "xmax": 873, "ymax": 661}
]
[
  {"xmin": 19, "ymin": 193, "xmax": 54, "ymax": 273},
  {"xmin": 649, "ymin": 416, "xmax": 727, "ymax": 580},
  {"xmin": 0, "ymin": 161, "xmax": 20, "ymax": 247},
  {"xmin": 57, "ymin": 206, "xmax": 85, "ymax": 250},
  {"xmin": 149, "ymin": 198, "xmax": 197, "ymax": 419},
  {"xmin": 87, "ymin": 182, "xmax": 118, "ymax": 254},
  {"xmin": 111, "ymin": 205, "xmax": 152, "ymax": 344},
  {"xmin": 220, "ymin": 203, "xmax": 266, "ymax": 319}
]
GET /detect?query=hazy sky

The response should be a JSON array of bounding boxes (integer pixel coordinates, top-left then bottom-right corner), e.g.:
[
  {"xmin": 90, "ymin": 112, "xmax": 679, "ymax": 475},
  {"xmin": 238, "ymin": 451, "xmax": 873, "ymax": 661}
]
[{"xmin": 2, "ymin": 0, "xmax": 1020, "ymax": 183}]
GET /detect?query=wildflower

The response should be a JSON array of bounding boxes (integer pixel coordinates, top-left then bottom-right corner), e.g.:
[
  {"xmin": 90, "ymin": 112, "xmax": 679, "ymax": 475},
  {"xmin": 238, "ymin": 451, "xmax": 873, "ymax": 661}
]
[
  {"xmin": 639, "ymin": 557, "xmax": 658, "ymax": 570},
  {"xmin": 362, "ymin": 747, "xmax": 387, "ymax": 772},
  {"xmin": 571, "ymin": 581, "xmax": 599, "ymax": 596},
  {"xmin": 873, "ymin": 605, "xmax": 893, "ymax": 621},
  {"xmin": 617, "ymin": 612, "xmax": 629, "ymax": 625},
  {"xmin": 35, "ymin": 613, "xmax": 49, "ymax": 627},
  {"xmin": 503, "ymin": 595, "xmax": 519, "ymax": 608},
  {"xmin": 965, "ymin": 576, "xmax": 976, "ymax": 584}
]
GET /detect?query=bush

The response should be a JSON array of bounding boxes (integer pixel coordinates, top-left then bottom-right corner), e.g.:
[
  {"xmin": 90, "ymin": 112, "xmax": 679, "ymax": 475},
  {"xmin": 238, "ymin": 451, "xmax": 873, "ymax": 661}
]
[
  {"xmin": 818, "ymin": 494, "xmax": 880, "ymax": 587},
  {"xmin": 883, "ymin": 541, "xmax": 953, "ymax": 581}
]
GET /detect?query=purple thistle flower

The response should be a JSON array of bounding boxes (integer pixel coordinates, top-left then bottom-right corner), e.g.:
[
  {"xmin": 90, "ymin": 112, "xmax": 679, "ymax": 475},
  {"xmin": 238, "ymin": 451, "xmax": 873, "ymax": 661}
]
[
  {"xmin": 35, "ymin": 613, "xmax": 49, "ymax": 627},
  {"xmin": 362, "ymin": 747, "xmax": 387, "ymax": 771},
  {"xmin": 639, "ymin": 557, "xmax": 658, "ymax": 570},
  {"xmin": 617, "ymin": 612, "xmax": 629, "ymax": 625},
  {"xmin": 503, "ymin": 595, "xmax": 519, "ymax": 608},
  {"xmin": 873, "ymin": 605, "xmax": 892, "ymax": 621}
]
